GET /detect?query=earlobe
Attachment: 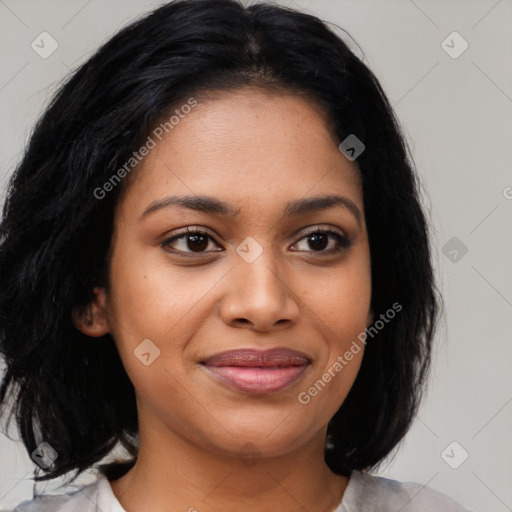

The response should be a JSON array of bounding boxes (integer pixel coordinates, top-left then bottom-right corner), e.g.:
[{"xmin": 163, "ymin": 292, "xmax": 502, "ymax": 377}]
[
  {"xmin": 72, "ymin": 287, "xmax": 110, "ymax": 337},
  {"xmin": 366, "ymin": 309, "xmax": 374, "ymax": 327}
]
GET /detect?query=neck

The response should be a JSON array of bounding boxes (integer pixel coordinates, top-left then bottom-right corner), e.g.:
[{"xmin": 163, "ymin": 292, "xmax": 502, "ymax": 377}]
[{"xmin": 109, "ymin": 406, "xmax": 349, "ymax": 512}]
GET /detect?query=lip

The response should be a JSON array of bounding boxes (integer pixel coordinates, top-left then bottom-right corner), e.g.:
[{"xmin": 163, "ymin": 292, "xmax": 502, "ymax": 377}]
[
  {"xmin": 200, "ymin": 348, "xmax": 311, "ymax": 394},
  {"xmin": 201, "ymin": 347, "xmax": 311, "ymax": 367}
]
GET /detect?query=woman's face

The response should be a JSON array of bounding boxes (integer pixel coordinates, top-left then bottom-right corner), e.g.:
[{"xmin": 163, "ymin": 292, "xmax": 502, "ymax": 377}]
[{"xmin": 90, "ymin": 88, "xmax": 372, "ymax": 460}]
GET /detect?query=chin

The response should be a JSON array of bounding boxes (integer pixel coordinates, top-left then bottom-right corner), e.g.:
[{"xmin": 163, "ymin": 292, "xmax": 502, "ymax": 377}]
[{"xmin": 205, "ymin": 423, "xmax": 315, "ymax": 461}]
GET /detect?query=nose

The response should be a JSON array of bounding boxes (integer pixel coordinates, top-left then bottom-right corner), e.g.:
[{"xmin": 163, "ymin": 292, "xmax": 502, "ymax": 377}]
[{"xmin": 219, "ymin": 252, "xmax": 301, "ymax": 332}]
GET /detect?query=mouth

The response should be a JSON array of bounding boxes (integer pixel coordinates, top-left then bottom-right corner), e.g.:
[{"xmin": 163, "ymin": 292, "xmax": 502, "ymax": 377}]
[{"xmin": 200, "ymin": 347, "xmax": 311, "ymax": 394}]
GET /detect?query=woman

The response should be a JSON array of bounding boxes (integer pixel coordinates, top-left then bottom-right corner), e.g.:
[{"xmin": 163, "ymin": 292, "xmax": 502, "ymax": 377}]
[{"xmin": 0, "ymin": 0, "xmax": 473, "ymax": 510}]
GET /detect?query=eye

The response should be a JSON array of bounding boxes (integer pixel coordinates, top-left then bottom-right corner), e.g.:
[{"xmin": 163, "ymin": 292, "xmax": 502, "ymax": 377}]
[
  {"xmin": 160, "ymin": 227, "xmax": 222, "ymax": 255},
  {"xmin": 160, "ymin": 225, "xmax": 352, "ymax": 257},
  {"xmin": 290, "ymin": 227, "xmax": 352, "ymax": 254}
]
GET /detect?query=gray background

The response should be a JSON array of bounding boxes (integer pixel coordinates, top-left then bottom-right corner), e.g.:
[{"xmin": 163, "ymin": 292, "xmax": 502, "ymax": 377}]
[{"xmin": 0, "ymin": 1, "xmax": 511, "ymax": 511}]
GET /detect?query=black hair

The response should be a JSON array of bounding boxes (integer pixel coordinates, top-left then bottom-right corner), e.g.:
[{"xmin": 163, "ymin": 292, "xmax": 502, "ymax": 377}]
[{"xmin": 0, "ymin": 0, "xmax": 440, "ymax": 483}]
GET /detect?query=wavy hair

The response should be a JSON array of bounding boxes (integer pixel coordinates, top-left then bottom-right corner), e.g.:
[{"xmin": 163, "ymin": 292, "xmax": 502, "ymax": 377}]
[{"xmin": 0, "ymin": 0, "xmax": 440, "ymax": 482}]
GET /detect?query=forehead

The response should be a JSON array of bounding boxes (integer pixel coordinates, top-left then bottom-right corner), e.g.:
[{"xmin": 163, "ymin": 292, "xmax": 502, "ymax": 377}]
[{"xmin": 118, "ymin": 88, "xmax": 363, "ymax": 216}]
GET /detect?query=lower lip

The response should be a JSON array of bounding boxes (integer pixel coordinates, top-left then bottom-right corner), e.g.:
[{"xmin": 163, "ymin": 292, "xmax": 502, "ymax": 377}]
[{"xmin": 202, "ymin": 364, "xmax": 309, "ymax": 394}]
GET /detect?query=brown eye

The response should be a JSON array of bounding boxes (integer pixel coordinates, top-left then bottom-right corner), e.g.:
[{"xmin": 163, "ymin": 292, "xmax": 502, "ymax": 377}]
[
  {"xmin": 291, "ymin": 228, "xmax": 352, "ymax": 254},
  {"xmin": 161, "ymin": 228, "xmax": 222, "ymax": 254}
]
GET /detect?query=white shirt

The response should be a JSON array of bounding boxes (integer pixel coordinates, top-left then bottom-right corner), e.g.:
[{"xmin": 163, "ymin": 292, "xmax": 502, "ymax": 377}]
[{"xmin": 8, "ymin": 469, "xmax": 474, "ymax": 512}]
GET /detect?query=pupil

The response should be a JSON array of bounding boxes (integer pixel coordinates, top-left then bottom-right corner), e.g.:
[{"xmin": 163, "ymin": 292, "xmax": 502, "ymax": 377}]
[
  {"xmin": 309, "ymin": 233, "xmax": 327, "ymax": 250},
  {"xmin": 188, "ymin": 234, "xmax": 207, "ymax": 251}
]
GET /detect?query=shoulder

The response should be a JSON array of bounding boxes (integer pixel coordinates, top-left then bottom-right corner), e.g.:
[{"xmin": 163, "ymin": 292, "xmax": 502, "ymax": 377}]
[
  {"xmin": 344, "ymin": 470, "xmax": 475, "ymax": 512},
  {"xmin": 7, "ymin": 480, "xmax": 99, "ymax": 512}
]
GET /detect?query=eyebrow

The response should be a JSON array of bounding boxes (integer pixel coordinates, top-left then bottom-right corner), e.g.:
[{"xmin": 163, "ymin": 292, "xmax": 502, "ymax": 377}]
[{"xmin": 139, "ymin": 194, "xmax": 362, "ymax": 226}]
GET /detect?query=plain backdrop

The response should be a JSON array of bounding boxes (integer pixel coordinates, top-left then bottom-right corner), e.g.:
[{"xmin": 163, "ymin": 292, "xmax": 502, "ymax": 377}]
[{"xmin": 0, "ymin": 1, "xmax": 511, "ymax": 511}]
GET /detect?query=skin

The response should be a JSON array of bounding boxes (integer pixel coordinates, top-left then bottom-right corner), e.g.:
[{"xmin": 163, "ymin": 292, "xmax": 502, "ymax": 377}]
[{"xmin": 74, "ymin": 87, "xmax": 373, "ymax": 512}]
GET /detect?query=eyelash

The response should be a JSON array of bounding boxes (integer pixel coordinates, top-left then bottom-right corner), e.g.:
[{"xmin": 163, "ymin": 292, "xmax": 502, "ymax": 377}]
[{"xmin": 160, "ymin": 226, "xmax": 353, "ymax": 257}]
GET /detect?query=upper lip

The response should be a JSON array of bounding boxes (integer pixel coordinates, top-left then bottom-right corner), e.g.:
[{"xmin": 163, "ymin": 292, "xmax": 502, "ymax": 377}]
[{"xmin": 201, "ymin": 347, "xmax": 311, "ymax": 367}]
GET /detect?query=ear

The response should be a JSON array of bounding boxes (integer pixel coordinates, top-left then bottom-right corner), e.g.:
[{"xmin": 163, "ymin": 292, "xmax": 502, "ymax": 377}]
[{"xmin": 72, "ymin": 287, "xmax": 110, "ymax": 337}]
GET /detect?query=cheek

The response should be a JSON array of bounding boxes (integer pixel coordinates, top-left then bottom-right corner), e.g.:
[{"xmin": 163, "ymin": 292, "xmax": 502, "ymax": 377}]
[
  {"xmin": 304, "ymin": 256, "xmax": 371, "ymax": 396},
  {"xmin": 299, "ymin": 274, "xmax": 368, "ymax": 419},
  {"xmin": 307, "ymin": 260, "xmax": 371, "ymax": 335},
  {"xmin": 105, "ymin": 245, "xmax": 227, "ymax": 384},
  {"xmin": 107, "ymin": 245, "xmax": 209, "ymax": 334}
]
